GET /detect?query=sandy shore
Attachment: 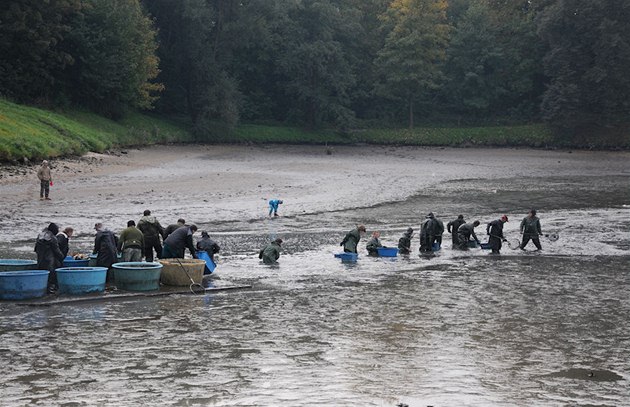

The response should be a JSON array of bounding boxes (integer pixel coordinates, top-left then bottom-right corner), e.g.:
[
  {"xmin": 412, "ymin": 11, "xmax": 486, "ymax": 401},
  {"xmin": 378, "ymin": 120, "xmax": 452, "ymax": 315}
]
[{"xmin": 1, "ymin": 144, "xmax": 629, "ymax": 246}]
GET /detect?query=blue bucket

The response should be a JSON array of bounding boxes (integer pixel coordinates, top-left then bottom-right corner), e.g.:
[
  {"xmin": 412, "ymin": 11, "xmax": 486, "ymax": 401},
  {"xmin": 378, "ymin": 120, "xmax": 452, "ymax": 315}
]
[
  {"xmin": 196, "ymin": 251, "xmax": 216, "ymax": 274},
  {"xmin": 334, "ymin": 253, "xmax": 358, "ymax": 262},
  {"xmin": 432, "ymin": 243, "xmax": 441, "ymax": 251},
  {"xmin": 0, "ymin": 270, "xmax": 49, "ymax": 300},
  {"xmin": 56, "ymin": 267, "xmax": 108, "ymax": 295},
  {"xmin": 377, "ymin": 247, "xmax": 398, "ymax": 257},
  {"xmin": 62, "ymin": 258, "xmax": 90, "ymax": 268},
  {"xmin": 112, "ymin": 262, "xmax": 162, "ymax": 291},
  {"xmin": 0, "ymin": 259, "xmax": 38, "ymax": 272}
]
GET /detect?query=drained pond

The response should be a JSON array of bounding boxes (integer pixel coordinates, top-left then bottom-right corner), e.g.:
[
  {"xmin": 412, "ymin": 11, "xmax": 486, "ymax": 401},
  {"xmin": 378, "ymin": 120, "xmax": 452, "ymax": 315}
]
[{"xmin": 0, "ymin": 146, "xmax": 629, "ymax": 406}]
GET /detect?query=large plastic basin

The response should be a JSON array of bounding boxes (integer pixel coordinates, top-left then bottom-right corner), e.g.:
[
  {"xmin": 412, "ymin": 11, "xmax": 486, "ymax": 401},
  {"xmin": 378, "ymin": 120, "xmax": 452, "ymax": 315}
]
[
  {"xmin": 334, "ymin": 253, "xmax": 358, "ymax": 262},
  {"xmin": 56, "ymin": 267, "xmax": 107, "ymax": 295},
  {"xmin": 377, "ymin": 247, "xmax": 398, "ymax": 257},
  {"xmin": 0, "ymin": 259, "xmax": 38, "ymax": 272},
  {"xmin": 0, "ymin": 270, "xmax": 49, "ymax": 300},
  {"xmin": 159, "ymin": 259, "xmax": 205, "ymax": 286},
  {"xmin": 62, "ymin": 258, "xmax": 90, "ymax": 268},
  {"xmin": 112, "ymin": 262, "xmax": 162, "ymax": 291}
]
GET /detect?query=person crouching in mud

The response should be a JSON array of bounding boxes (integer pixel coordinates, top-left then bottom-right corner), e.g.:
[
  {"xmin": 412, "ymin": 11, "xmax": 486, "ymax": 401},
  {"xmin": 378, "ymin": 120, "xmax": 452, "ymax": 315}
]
[
  {"xmin": 486, "ymin": 215, "xmax": 508, "ymax": 254},
  {"xmin": 398, "ymin": 228, "xmax": 414, "ymax": 254},
  {"xmin": 340, "ymin": 225, "xmax": 366, "ymax": 253},
  {"xmin": 259, "ymin": 238, "xmax": 282, "ymax": 264},
  {"xmin": 456, "ymin": 221, "xmax": 481, "ymax": 250},
  {"xmin": 366, "ymin": 231, "xmax": 383, "ymax": 256}
]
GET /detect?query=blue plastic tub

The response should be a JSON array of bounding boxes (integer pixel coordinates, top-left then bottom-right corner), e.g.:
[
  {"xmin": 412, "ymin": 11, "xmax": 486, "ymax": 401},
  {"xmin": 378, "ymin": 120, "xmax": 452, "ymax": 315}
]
[
  {"xmin": 62, "ymin": 258, "xmax": 90, "ymax": 268},
  {"xmin": 480, "ymin": 242, "xmax": 492, "ymax": 250},
  {"xmin": 334, "ymin": 253, "xmax": 358, "ymax": 262},
  {"xmin": 112, "ymin": 262, "xmax": 162, "ymax": 291},
  {"xmin": 0, "ymin": 270, "xmax": 49, "ymax": 300},
  {"xmin": 56, "ymin": 267, "xmax": 108, "ymax": 295},
  {"xmin": 196, "ymin": 251, "xmax": 216, "ymax": 274},
  {"xmin": 0, "ymin": 259, "xmax": 38, "ymax": 272},
  {"xmin": 377, "ymin": 247, "xmax": 398, "ymax": 257},
  {"xmin": 432, "ymin": 243, "xmax": 441, "ymax": 251}
]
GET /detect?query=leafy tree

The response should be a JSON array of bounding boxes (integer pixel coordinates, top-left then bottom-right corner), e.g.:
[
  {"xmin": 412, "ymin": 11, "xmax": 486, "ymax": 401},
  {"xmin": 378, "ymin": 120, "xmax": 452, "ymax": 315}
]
[
  {"xmin": 375, "ymin": 0, "xmax": 451, "ymax": 128},
  {"xmin": 538, "ymin": 0, "xmax": 630, "ymax": 131},
  {"xmin": 0, "ymin": 0, "xmax": 80, "ymax": 103},
  {"xmin": 62, "ymin": 0, "xmax": 162, "ymax": 118}
]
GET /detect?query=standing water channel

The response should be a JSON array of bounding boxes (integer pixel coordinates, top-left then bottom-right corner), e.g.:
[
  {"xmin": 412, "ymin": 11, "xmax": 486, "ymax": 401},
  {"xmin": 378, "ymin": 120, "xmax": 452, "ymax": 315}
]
[{"xmin": 0, "ymin": 146, "xmax": 629, "ymax": 406}]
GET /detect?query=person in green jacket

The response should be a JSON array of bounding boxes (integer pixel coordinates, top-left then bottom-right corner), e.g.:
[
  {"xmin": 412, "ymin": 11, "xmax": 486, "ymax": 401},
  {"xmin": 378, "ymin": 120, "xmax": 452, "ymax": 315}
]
[
  {"xmin": 519, "ymin": 209, "xmax": 542, "ymax": 250},
  {"xmin": 340, "ymin": 225, "xmax": 366, "ymax": 253},
  {"xmin": 259, "ymin": 238, "xmax": 282, "ymax": 264},
  {"xmin": 366, "ymin": 231, "xmax": 383, "ymax": 256},
  {"xmin": 118, "ymin": 220, "xmax": 145, "ymax": 262}
]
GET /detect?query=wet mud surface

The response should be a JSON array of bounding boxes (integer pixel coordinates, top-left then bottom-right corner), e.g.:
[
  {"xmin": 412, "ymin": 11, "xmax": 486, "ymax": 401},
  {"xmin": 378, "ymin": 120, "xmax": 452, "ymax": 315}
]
[{"xmin": 1, "ymin": 145, "xmax": 629, "ymax": 406}]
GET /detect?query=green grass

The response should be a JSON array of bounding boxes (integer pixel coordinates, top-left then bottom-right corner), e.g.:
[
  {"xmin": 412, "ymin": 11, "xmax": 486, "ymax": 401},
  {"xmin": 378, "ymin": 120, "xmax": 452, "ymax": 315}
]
[{"xmin": 0, "ymin": 99, "xmax": 194, "ymax": 161}]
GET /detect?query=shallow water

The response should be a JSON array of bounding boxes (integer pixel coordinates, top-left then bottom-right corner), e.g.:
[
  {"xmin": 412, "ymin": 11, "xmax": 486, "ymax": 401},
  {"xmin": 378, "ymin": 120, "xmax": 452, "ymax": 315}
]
[{"xmin": 1, "ymin": 148, "xmax": 629, "ymax": 406}]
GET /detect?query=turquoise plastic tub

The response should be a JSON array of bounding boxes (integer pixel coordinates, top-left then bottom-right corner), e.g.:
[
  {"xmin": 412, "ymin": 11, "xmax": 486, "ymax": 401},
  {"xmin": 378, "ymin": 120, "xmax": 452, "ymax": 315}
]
[
  {"xmin": 0, "ymin": 259, "xmax": 38, "ymax": 272},
  {"xmin": 0, "ymin": 270, "xmax": 49, "ymax": 300},
  {"xmin": 112, "ymin": 262, "xmax": 162, "ymax": 291},
  {"xmin": 62, "ymin": 257, "xmax": 90, "ymax": 268},
  {"xmin": 377, "ymin": 247, "xmax": 398, "ymax": 257},
  {"xmin": 334, "ymin": 253, "xmax": 358, "ymax": 262},
  {"xmin": 196, "ymin": 251, "xmax": 217, "ymax": 274},
  {"xmin": 56, "ymin": 267, "xmax": 108, "ymax": 295}
]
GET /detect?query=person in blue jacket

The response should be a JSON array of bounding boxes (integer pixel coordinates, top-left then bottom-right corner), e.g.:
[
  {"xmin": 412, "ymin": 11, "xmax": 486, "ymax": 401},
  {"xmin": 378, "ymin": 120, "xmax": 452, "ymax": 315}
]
[{"xmin": 268, "ymin": 199, "xmax": 283, "ymax": 217}]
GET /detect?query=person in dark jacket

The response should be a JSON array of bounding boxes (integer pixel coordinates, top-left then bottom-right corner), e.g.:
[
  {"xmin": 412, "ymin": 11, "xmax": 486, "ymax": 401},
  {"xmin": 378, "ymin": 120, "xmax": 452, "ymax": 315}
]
[
  {"xmin": 35, "ymin": 222, "xmax": 65, "ymax": 291},
  {"xmin": 520, "ymin": 209, "xmax": 542, "ymax": 250},
  {"xmin": 118, "ymin": 220, "xmax": 144, "ymax": 262},
  {"xmin": 196, "ymin": 231, "xmax": 220, "ymax": 262},
  {"xmin": 419, "ymin": 213, "xmax": 438, "ymax": 252},
  {"xmin": 434, "ymin": 216, "xmax": 445, "ymax": 247},
  {"xmin": 56, "ymin": 227, "xmax": 74, "ymax": 258},
  {"xmin": 366, "ymin": 231, "xmax": 383, "ymax": 256},
  {"xmin": 163, "ymin": 218, "xmax": 185, "ymax": 240},
  {"xmin": 398, "ymin": 228, "xmax": 414, "ymax": 254},
  {"xmin": 259, "ymin": 238, "xmax": 282, "ymax": 264},
  {"xmin": 486, "ymin": 215, "xmax": 508, "ymax": 254},
  {"xmin": 163, "ymin": 224, "xmax": 198, "ymax": 258},
  {"xmin": 93, "ymin": 223, "xmax": 118, "ymax": 269},
  {"xmin": 447, "ymin": 215, "xmax": 466, "ymax": 246},
  {"xmin": 138, "ymin": 209, "xmax": 165, "ymax": 262},
  {"xmin": 456, "ymin": 221, "xmax": 481, "ymax": 250},
  {"xmin": 340, "ymin": 225, "xmax": 366, "ymax": 253}
]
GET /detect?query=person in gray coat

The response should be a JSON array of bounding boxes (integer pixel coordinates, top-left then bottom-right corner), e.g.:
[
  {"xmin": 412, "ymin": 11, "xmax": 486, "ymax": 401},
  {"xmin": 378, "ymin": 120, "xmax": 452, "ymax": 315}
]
[
  {"xmin": 520, "ymin": 209, "xmax": 543, "ymax": 250},
  {"xmin": 259, "ymin": 238, "xmax": 282, "ymax": 264},
  {"xmin": 340, "ymin": 225, "xmax": 366, "ymax": 253}
]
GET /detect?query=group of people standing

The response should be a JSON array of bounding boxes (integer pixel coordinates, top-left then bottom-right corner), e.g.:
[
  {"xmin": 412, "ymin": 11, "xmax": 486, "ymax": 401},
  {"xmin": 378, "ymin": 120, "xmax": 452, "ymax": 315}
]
[
  {"xmin": 340, "ymin": 209, "xmax": 544, "ymax": 256},
  {"xmin": 33, "ymin": 209, "xmax": 221, "ymax": 292}
]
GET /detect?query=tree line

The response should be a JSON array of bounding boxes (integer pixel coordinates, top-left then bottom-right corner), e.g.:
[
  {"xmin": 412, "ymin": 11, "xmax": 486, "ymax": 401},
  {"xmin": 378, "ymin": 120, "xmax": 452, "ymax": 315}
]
[{"xmin": 1, "ymin": 0, "xmax": 629, "ymax": 138}]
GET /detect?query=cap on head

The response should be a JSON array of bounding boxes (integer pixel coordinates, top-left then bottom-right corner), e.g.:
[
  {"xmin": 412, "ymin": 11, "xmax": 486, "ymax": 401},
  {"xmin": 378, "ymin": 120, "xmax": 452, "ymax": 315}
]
[
  {"xmin": 357, "ymin": 225, "xmax": 366, "ymax": 233},
  {"xmin": 501, "ymin": 215, "xmax": 509, "ymax": 222},
  {"xmin": 457, "ymin": 214, "xmax": 464, "ymax": 219},
  {"xmin": 127, "ymin": 220, "xmax": 135, "ymax": 227},
  {"xmin": 406, "ymin": 227, "xmax": 414, "ymax": 234},
  {"xmin": 201, "ymin": 231, "xmax": 209, "ymax": 238},
  {"xmin": 473, "ymin": 220, "xmax": 480, "ymax": 226},
  {"xmin": 427, "ymin": 212, "xmax": 434, "ymax": 218},
  {"xmin": 143, "ymin": 209, "xmax": 151, "ymax": 216},
  {"xmin": 279, "ymin": 200, "xmax": 283, "ymax": 204},
  {"xmin": 274, "ymin": 238, "xmax": 283, "ymax": 245}
]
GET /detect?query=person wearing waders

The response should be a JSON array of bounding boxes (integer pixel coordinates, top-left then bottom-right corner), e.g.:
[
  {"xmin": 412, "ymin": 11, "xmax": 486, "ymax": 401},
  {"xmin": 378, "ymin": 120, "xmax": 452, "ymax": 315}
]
[
  {"xmin": 259, "ymin": 238, "xmax": 282, "ymax": 264},
  {"xmin": 419, "ymin": 213, "xmax": 438, "ymax": 252},
  {"xmin": 138, "ymin": 210, "xmax": 165, "ymax": 262},
  {"xmin": 434, "ymin": 215, "xmax": 445, "ymax": 247},
  {"xmin": 447, "ymin": 215, "xmax": 466, "ymax": 247},
  {"xmin": 268, "ymin": 199, "xmax": 283, "ymax": 217},
  {"xmin": 456, "ymin": 221, "xmax": 481, "ymax": 250},
  {"xmin": 37, "ymin": 160, "xmax": 52, "ymax": 200},
  {"xmin": 486, "ymin": 215, "xmax": 508, "ymax": 254},
  {"xmin": 93, "ymin": 223, "xmax": 118, "ymax": 282},
  {"xmin": 118, "ymin": 220, "xmax": 145, "ymax": 262},
  {"xmin": 57, "ymin": 227, "xmax": 74, "ymax": 258},
  {"xmin": 340, "ymin": 225, "xmax": 366, "ymax": 253},
  {"xmin": 398, "ymin": 228, "xmax": 414, "ymax": 254},
  {"xmin": 197, "ymin": 231, "xmax": 220, "ymax": 262},
  {"xmin": 366, "ymin": 231, "xmax": 383, "ymax": 256},
  {"xmin": 163, "ymin": 224, "xmax": 198, "ymax": 259},
  {"xmin": 35, "ymin": 223, "xmax": 65, "ymax": 293},
  {"xmin": 520, "ymin": 209, "xmax": 543, "ymax": 250}
]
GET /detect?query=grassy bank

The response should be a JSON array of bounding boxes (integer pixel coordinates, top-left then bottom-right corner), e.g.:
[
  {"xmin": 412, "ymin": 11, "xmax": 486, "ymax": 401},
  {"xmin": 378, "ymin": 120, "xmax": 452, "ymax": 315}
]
[{"xmin": 0, "ymin": 99, "xmax": 193, "ymax": 161}]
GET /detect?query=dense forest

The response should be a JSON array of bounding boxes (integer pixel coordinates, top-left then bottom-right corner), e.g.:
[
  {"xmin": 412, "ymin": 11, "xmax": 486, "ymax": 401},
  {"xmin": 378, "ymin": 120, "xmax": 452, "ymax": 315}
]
[{"xmin": 1, "ymin": 0, "xmax": 629, "ymax": 140}]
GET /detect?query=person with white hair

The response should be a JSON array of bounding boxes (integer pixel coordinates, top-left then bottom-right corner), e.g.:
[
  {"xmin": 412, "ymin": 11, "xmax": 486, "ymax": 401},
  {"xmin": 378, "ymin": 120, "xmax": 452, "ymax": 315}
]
[{"xmin": 37, "ymin": 160, "xmax": 52, "ymax": 200}]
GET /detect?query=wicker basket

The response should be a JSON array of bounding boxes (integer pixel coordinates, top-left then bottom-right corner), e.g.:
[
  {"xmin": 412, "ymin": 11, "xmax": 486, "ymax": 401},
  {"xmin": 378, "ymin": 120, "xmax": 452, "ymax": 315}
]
[{"xmin": 158, "ymin": 258, "xmax": 205, "ymax": 286}]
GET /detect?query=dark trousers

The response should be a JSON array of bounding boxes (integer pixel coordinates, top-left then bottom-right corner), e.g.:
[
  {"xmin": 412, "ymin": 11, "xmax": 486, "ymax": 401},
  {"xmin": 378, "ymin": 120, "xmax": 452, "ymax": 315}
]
[
  {"xmin": 520, "ymin": 236, "xmax": 542, "ymax": 250},
  {"xmin": 144, "ymin": 236, "xmax": 162, "ymax": 262},
  {"xmin": 489, "ymin": 236, "xmax": 502, "ymax": 254},
  {"xmin": 40, "ymin": 180, "xmax": 49, "ymax": 198}
]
